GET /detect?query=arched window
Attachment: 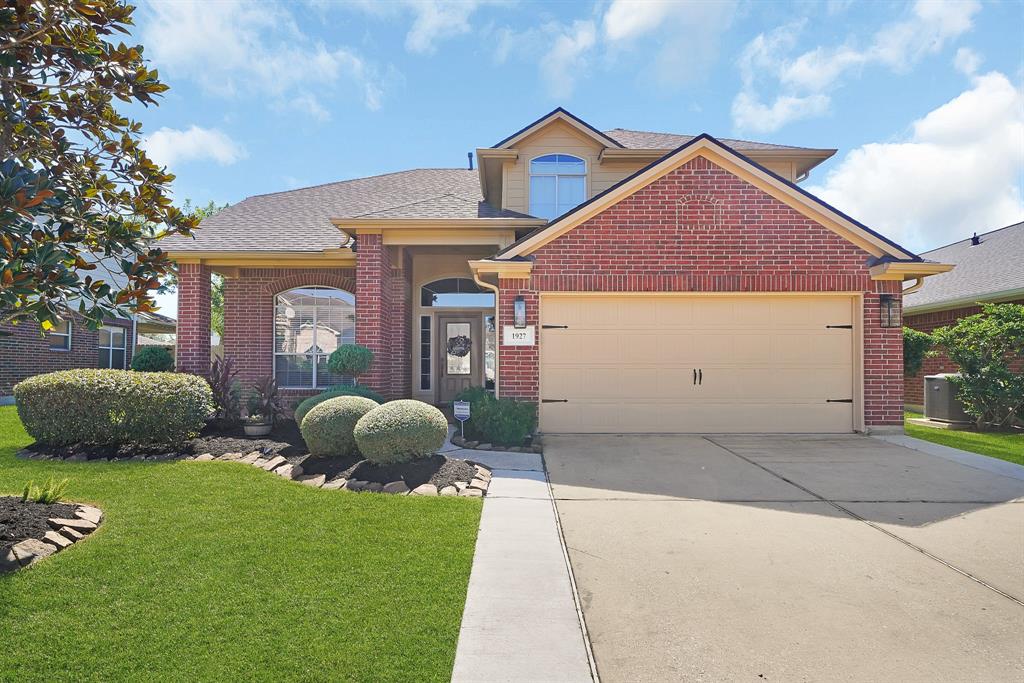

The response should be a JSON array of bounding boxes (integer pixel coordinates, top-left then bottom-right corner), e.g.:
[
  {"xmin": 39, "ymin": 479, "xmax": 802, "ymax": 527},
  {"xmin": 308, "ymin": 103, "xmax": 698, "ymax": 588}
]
[
  {"xmin": 274, "ymin": 286, "xmax": 355, "ymax": 388},
  {"xmin": 529, "ymin": 153, "xmax": 586, "ymax": 220},
  {"xmin": 420, "ymin": 278, "xmax": 495, "ymax": 308}
]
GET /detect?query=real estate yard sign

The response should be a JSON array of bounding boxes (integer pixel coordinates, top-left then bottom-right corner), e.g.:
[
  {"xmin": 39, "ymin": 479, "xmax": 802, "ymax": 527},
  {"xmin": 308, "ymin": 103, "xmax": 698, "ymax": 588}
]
[{"xmin": 453, "ymin": 401, "xmax": 471, "ymax": 439}]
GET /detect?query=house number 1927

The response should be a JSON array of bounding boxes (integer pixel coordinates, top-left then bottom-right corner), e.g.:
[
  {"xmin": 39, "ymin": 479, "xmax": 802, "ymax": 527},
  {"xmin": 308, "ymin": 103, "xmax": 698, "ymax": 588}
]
[{"xmin": 502, "ymin": 326, "xmax": 536, "ymax": 346}]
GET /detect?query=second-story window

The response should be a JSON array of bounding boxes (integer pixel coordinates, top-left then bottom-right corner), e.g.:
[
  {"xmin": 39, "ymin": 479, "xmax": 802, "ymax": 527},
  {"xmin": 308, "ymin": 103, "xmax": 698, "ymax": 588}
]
[{"xmin": 529, "ymin": 154, "xmax": 586, "ymax": 220}]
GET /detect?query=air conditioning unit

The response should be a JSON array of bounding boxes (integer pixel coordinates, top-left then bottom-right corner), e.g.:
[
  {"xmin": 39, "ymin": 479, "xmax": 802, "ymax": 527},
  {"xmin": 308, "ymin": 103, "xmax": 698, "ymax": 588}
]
[{"xmin": 924, "ymin": 374, "xmax": 972, "ymax": 424}]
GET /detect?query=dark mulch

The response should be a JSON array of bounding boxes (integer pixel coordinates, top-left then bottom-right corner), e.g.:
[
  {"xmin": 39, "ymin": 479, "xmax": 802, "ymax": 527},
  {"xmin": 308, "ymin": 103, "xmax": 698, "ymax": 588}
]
[
  {"xmin": 298, "ymin": 453, "xmax": 478, "ymax": 490},
  {"xmin": 0, "ymin": 496, "xmax": 77, "ymax": 552},
  {"xmin": 22, "ymin": 420, "xmax": 482, "ymax": 491}
]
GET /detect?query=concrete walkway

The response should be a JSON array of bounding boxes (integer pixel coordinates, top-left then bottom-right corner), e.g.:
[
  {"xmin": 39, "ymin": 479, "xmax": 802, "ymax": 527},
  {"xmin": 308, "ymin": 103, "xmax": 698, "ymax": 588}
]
[{"xmin": 450, "ymin": 444, "xmax": 594, "ymax": 682}]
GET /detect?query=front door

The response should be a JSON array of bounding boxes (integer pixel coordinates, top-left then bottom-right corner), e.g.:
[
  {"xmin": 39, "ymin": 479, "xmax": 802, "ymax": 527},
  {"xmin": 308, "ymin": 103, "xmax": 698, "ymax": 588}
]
[{"xmin": 437, "ymin": 315, "xmax": 482, "ymax": 403}]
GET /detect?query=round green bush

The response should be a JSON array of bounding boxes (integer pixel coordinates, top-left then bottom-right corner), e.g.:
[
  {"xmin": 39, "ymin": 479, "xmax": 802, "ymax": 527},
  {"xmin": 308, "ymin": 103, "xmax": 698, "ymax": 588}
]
[
  {"xmin": 130, "ymin": 346, "xmax": 175, "ymax": 372},
  {"xmin": 327, "ymin": 344, "xmax": 374, "ymax": 379},
  {"xmin": 354, "ymin": 400, "xmax": 449, "ymax": 465},
  {"xmin": 300, "ymin": 396, "xmax": 379, "ymax": 458},
  {"xmin": 293, "ymin": 385, "xmax": 384, "ymax": 428},
  {"xmin": 14, "ymin": 369, "xmax": 212, "ymax": 446}
]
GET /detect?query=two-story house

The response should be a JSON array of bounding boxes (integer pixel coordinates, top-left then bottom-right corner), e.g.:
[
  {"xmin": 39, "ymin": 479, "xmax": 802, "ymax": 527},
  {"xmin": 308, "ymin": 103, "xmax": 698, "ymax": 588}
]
[{"xmin": 164, "ymin": 108, "xmax": 951, "ymax": 434}]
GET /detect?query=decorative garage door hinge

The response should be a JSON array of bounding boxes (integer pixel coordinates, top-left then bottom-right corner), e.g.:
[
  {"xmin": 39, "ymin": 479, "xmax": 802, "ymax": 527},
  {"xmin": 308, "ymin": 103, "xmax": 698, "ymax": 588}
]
[
  {"xmin": 826, "ymin": 399, "xmax": 854, "ymax": 403},
  {"xmin": 542, "ymin": 324, "xmax": 569, "ymax": 329},
  {"xmin": 541, "ymin": 399, "xmax": 569, "ymax": 403},
  {"xmin": 826, "ymin": 324, "xmax": 853, "ymax": 329}
]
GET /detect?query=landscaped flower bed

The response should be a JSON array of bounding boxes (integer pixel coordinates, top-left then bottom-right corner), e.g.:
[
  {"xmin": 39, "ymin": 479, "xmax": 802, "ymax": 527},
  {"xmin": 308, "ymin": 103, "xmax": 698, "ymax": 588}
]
[
  {"xmin": 17, "ymin": 420, "xmax": 492, "ymax": 497},
  {"xmin": 1, "ymin": 496, "xmax": 104, "ymax": 572}
]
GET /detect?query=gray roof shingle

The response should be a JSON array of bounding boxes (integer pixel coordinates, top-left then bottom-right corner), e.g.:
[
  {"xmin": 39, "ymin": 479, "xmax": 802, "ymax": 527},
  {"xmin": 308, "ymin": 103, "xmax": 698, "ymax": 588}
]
[
  {"xmin": 161, "ymin": 168, "xmax": 531, "ymax": 253},
  {"xmin": 904, "ymin": 221, "xmax": 1024, "ymax": 311},
  {"xmin": 603, "ymin": 128, "xmax": 832, "ymax": 153}
]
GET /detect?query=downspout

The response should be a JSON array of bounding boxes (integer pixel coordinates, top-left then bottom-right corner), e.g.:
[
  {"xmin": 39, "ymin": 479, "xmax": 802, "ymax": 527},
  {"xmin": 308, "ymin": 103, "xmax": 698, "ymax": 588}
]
[
  {"xmin": 472, "ymin": 270, "xmax": 501, "ymax": 398},
  {"xmin": 902, "ymin": 277, "xmax": 925, "ymax": 296},
  {"xmin": 131, "ymin": 313, "xmax": 138, "ymax": 368}
]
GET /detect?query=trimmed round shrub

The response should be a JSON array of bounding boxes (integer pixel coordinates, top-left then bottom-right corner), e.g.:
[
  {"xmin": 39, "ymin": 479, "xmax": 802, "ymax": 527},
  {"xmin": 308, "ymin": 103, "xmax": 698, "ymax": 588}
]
[
  {"xmin": 14, "ymin": 369, "xmax": 212, "ymax": 446},
  {"xmin": 130, "ymin": 346, "xmax": 175, "ymax": 372},
  {"xmin": 354, "ymin": 400, "xmax": 449, "ymax": 465},
  {"xmin": 300, "ymin": 396, "xmax": 379, "ymax": 458},
  {"xmin": 327, "ymin": 344, "xmax": 373, "ymax": 379},
  {"xmin": 293, "ymin": 385, "xmax": 384, "ymax": 428}
]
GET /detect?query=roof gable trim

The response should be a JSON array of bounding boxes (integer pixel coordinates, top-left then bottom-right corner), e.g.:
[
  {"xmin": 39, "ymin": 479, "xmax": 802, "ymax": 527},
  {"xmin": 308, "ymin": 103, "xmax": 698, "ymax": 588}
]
[
  {"xmin": 492, "ymin": 107, "xmax": 624, "ymax": 150},
  {"xmin": 496, "ymin": 134, "xmax": 919, "ymax": 262}
]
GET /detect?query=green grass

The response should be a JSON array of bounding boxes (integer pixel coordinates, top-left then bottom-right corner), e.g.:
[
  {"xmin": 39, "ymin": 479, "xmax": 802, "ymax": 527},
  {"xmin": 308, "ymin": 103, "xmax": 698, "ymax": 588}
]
[
  {"xmin": 0, "ymin": 406, "xmax": 481, "ymax": 682},
  {"xmin": 905, "ymin": 412, "xmax": 1024, "ymax": 466}
]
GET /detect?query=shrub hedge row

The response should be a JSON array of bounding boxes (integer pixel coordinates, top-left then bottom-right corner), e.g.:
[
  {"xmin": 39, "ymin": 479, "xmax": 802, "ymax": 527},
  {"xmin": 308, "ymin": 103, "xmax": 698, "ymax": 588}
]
[{"xmin": 14, "ymin": 369, "xmax": 213, "ymax": 446}]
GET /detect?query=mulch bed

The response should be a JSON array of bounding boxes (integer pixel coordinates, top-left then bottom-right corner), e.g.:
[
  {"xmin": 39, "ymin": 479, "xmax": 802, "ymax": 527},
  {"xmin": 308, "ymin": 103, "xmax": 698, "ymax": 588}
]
[
  {"xmin": 22, "ymin": 421, "xmax": 482, "ymax": 492},
  {"xmin": 0, "ymin": 496, "xmax": 77, "ymax": 552}
]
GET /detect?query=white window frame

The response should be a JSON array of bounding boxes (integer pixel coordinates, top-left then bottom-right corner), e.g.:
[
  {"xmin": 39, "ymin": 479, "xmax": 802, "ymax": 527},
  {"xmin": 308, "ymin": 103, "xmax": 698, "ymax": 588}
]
[
  {"xmin": 528, "ymin": 153, "xmax": 587, "ymax": 220},
  {"xmin": 273, "ymin": 286, "xmax": 356, "ymax": 389},
  {"xmin": 98, "ymin": 325, "xmax": 127, "ymax": 368},
  {"xmin": 49, "ymin": 319, "xmax": 71, "ymax": 351}
]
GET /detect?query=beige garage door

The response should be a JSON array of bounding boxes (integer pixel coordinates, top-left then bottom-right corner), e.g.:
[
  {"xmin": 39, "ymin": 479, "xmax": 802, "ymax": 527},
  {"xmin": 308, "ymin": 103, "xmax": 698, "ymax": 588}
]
[{"xmin": 539, "ymin": 295, "xmax": 856, "ymax": 433}]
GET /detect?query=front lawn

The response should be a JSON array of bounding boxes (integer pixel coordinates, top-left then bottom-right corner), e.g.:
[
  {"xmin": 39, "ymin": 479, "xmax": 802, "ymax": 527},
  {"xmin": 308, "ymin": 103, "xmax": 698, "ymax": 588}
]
[
  {"xmin": 0, "ymin": 406, "xmax": 481, "ymax": 681},
  {"xmin": 905, "ymin": 412, "xmax": 1024, "ymax": 466}
]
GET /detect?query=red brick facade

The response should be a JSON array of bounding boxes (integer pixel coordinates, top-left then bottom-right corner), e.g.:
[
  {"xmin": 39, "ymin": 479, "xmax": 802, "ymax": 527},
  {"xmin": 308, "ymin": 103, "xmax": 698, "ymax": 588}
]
[
  {"xmin": 175, "ymin": 262, "xmax": 212, "ymax": 377},
  {"xmin": 903, "ymin": 299, "xmax": 1024, "ymax": 408},
  {"xmin": 1, "ymin": 315, "xmax": 134, "ymax": 397},
  {"xmin": 497, "ymin": 156, "xmax": 905, "ymax": 428}
]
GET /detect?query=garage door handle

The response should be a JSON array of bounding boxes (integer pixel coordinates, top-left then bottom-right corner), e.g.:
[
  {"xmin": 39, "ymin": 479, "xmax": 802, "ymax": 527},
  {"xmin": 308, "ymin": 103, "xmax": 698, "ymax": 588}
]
[
  {"xmin": 693, "ymin": 369, "xmax": 697, "ymax": 385},
  {"xmin": 699, "ymin": 369, "xmax": 702, "ymax": 385}
]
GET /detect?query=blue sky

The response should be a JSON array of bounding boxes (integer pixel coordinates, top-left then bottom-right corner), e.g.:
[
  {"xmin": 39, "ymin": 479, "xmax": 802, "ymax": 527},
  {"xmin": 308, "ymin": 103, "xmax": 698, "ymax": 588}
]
[{"xmin": 129, "ymin": 0, "xmax": 1023, "ymax": 315}]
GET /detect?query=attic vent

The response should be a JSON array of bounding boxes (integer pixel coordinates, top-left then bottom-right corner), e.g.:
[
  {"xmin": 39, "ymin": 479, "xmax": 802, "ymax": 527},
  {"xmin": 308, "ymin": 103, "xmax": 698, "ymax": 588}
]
[
  {"xmin": 467, "ymin": 152, "xmax": 474, "ymax": 171},
  {"xmin": 676, "ymin": 194, "xmax": 722, "ymax": 231},
  {"xmin": 970, "ymin": 232, "xmax": 981, "ymax": 246}
]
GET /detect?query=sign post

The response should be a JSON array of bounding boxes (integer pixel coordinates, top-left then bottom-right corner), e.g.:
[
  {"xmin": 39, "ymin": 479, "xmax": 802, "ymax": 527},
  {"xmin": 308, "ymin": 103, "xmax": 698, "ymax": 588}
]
[{"xmin": 453, "ymin": 400, "xmax": 471, "ymax": 439}]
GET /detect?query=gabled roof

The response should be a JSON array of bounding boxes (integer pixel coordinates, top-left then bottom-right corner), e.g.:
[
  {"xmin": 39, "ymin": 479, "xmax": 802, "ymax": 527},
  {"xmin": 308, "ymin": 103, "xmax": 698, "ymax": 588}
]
[
  {"xmin": 494, "ymin": 133, "xmax": 920, "ymax": 263},
  {"xmin": 161, "ymin": 169, "xmax": 529, "ymax": 253},
  {"xmin": 904, "ymin": 221, "xmax": 1024, "ymax": 312},
  {"xmin": 492, "ymin": 107, "xmax": 625, "ymax": 149},
  {"xmin": 604, "ymin": 128, "xmax": 832, "ymax": 154}
]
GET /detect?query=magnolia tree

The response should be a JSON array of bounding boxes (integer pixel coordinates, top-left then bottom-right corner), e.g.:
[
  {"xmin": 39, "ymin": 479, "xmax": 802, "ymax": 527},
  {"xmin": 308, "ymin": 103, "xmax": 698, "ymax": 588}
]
[
  {"xmin": 0, "ymin": 1, "xmax": 197, "ymax": 330},
  {"xmin": 932, "ymin": 303, "xmax": 1024, "ymax": 430}
]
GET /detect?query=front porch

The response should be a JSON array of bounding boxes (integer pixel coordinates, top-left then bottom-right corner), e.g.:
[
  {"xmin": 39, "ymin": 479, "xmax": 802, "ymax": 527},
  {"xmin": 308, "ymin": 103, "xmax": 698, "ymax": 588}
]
[{"xmin": 174, "ymin": 236, "xmax": 505, "ymax": 407}]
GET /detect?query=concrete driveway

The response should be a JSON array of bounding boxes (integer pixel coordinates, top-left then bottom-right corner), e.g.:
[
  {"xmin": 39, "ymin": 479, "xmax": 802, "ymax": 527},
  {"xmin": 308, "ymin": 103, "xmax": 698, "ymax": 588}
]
[{"xmin": 545, "ymin": 435, "xmax": 1024, "ymax": 682}]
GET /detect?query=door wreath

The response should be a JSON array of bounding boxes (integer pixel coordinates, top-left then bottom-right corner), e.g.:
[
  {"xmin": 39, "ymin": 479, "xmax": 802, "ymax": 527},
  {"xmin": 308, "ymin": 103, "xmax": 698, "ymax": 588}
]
[{"xmin": 446, "ymin": 335, "xmax": 472, "ymax": 357}]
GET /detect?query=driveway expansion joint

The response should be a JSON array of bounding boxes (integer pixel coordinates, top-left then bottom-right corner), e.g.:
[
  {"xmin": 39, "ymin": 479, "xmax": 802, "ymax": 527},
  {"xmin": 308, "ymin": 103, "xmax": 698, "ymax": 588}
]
[{"xmin": 703, "ymin": 436, "xmax": 1024, "ymax": 607}]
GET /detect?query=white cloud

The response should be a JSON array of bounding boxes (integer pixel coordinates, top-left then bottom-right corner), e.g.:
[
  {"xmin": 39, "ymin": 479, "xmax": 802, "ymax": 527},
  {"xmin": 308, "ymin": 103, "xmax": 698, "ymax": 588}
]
[
  {"xmin": 807, "ymin": 71, "xmax": 1024, "ymax": 252},
  {"xmin": 495, "ymin": 20, "xmax": 598, "ymax": 97},
  {"xmin": 142, "ymin": 0, "xmax": 392, "ymax": 116},
  {"xmin": 954, "ymin": 47, "xmax": 982, "ymax": 75},
  {"xmin": 345, "ymin": 0, "xmax": 494, "ymax": 54},
  {"xmin": 602, "ymin": 0, "xmax": 736, "ymax": 86},
  {"xmin": 142, "ymin": 126, "xmax": 247, "ymax": 169},
  {"xmin": 733, "ymin": 0, "xmax": 981, "ymax": 133}
]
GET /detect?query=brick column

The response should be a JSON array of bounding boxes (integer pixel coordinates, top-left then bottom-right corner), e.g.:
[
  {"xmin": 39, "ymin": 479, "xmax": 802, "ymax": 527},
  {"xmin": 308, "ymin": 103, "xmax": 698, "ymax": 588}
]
[
  {"xmin": 388, "ymin": 251, "xmax": 412, "ymax": 399},
  {"xmin": 496, "ymin": 277, "xmax": 539, "ymax": 401},
  {"xmin": 864, "ymin": 283, "xmax": 904, "ymax": 429},
  {"xmin": 355, "ymin": 233, "xmax": 391, "ymax": 397},
  {"xmin": 175, "ymin": 262, "xmax": 211, "ymax": 376}
]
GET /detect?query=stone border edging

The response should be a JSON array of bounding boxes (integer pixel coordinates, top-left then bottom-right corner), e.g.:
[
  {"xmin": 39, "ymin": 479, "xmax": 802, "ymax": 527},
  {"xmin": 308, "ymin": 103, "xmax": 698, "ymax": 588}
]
[
  {"xmin": 190, "ymin": 451, "xmax": 492, "ymax": 497},
  {"xmin": 1, "ymin": 503, "xmax": 104, "ymax": 572}
]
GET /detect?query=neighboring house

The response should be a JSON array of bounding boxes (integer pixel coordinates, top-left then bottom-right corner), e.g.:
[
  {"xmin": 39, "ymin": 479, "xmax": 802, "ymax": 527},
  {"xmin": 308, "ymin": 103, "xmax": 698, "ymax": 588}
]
[
  {"xmin": 135, "ymin": 311, "xmax": 177, "ymax": 357},
  {"xmin": 903, "ymin": 221, "xmax": 1024, "ymax": 410},
  {"xmin": 0, "ymin": 314, "xmax": 135, "ymax": 401},
  {"xmin": 163, "ymin": 108, "xmax": 951, "ymax": 434}
]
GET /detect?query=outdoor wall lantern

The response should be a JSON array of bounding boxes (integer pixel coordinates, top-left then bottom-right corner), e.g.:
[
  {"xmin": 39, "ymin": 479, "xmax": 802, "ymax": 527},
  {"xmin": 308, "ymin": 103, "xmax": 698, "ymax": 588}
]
[
  {"xmin": 879, "ymin": 294, "xmax": 900, "ymax": 328},
  {"xmin": 513, "ymin": 296, "xmax": 527, "ymax": 329}
]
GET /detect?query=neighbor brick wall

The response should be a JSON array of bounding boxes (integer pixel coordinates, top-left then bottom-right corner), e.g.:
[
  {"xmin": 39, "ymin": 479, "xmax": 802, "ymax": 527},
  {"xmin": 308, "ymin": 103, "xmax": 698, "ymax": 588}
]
[
  {"xmin": 1, "ymin": 315, "xmax": 134, "ymax": 396},
  {"xmin": 903, "ymin": 298, "xmax": 1024, "ymax": 407},
  {"xmin": 498, "ymin": 155, "xmax": 904, "ymax": 428}
]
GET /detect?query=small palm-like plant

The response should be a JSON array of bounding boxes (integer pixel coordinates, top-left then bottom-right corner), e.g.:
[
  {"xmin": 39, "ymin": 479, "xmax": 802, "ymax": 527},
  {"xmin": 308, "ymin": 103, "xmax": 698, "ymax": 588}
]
[{"xmin": 21, "ymin": 477, "xmax": 70, "ymax": 504}]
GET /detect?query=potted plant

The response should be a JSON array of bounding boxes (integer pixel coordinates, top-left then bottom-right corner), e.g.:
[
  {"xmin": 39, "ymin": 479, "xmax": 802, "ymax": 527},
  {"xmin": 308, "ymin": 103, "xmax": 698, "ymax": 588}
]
[{"xmin": 244, "ymin": 376, "xmax": 282, "ymax": 437}]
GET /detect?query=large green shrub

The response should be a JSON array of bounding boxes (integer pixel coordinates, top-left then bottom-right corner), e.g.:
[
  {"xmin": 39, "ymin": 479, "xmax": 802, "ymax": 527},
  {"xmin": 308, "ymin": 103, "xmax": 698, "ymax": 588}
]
[
  {"xmin": 14, "ymin": 369, "xmax": 213, "ymax": 446},
  {"xmin": 300, "ymin": 396, "xmax": 379, "ymax": 458},
  {"xmin": 354, "ymin": 400, "xmax": 448, "ymax": 465},
  {"xmin": 327, "ymin": 344, "xmax": 374, "ymax": 383},
  {"xmin": 455, "ymin": 387, "xmax": 537, "ymax": 446},
  {"xmin": 903, "ymin": 327, "xmax": 934, "ymax": 376},
  {"xmin": 130, "ymin": 346, "xmax": 174, "ymax": 372},
  {"xmin": 932, "ymin": 303, "xmax": 1024, "ymax": 429},
  {"xmin": 293, "ymin": 385, "xmax": 384, "ymax": 427}
]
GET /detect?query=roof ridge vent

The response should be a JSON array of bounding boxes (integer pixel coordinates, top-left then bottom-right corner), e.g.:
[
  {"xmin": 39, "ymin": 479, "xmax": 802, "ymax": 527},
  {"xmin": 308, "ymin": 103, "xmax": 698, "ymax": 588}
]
[{"xmin": 970, "ymin": 232, "xmax": 981, "ymax": 246}]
